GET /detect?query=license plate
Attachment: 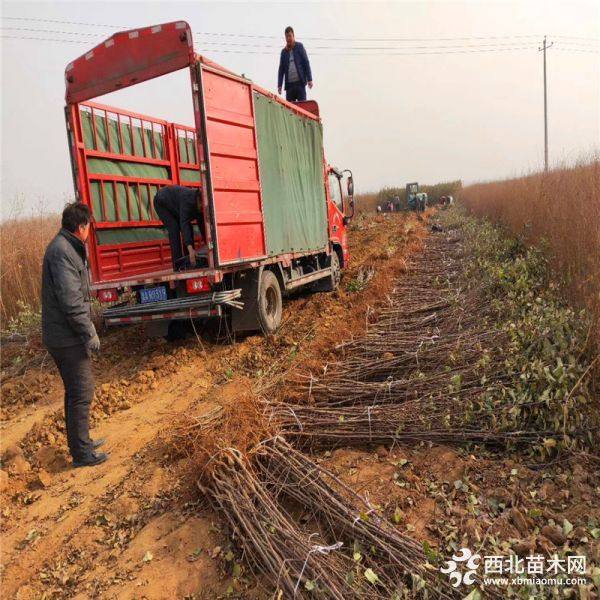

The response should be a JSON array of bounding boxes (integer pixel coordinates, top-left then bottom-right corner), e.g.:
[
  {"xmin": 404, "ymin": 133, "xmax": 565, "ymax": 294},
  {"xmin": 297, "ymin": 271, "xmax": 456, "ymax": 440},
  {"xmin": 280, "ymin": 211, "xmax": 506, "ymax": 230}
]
[{"xmin": 140, "ymin": 286, "xmax": 168, "ymax": 304}]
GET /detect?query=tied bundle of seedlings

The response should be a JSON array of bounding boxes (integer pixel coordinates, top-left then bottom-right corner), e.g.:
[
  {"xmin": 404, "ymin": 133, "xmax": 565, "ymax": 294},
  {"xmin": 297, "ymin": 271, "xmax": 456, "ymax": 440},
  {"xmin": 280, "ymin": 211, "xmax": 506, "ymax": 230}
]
[
  {"xmin": 204, "ymin": 446, "xmax": 377, "ymax": 599},
  {"xmin": 303, "ymin": 358, "xmax": 506, "ymax": 408},
  {"xmin": 205, "ymin": 438, "xmax": 459, "ymax": 599},
  {"xmin": 274, "ymin": 397, "xmax": 549, "ymax": 451},
  {"xmin": 256, "ymin": 437, "xmax": 459, "ymax": 598}
]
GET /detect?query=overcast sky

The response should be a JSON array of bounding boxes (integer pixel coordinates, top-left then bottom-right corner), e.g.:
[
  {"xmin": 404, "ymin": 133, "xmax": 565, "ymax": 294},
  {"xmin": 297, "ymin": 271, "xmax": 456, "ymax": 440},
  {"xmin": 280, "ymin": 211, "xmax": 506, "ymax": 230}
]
[{"xmin": 1, "ymin": 0, "xmax": 598, "ymax": 217}]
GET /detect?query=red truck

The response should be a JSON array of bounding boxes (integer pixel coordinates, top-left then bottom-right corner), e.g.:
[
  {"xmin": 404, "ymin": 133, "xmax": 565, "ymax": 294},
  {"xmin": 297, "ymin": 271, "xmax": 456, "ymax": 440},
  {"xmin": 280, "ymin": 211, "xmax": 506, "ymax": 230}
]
[{"xmin": 64, "ymin": 21, "xmax": 354, "ymax": 336}]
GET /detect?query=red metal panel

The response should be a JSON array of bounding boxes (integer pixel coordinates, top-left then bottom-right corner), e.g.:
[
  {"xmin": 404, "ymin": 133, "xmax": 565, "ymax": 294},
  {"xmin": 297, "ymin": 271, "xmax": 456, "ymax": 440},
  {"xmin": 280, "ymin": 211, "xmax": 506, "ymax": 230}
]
[
  {"xmin": 199, "ymin": 66, "xmax": 267, "ymax": 266},
  {"xmin": 96, "ymin": 241, "xmax": 172, "ymax": 279},
  {"xmin": 70, "ymin": 100, "xmax": 203, "ymax": 283},
  {"xmin": 65, "ymin": 22, "xmax": 194, "ymax": 103},
  {"xmin": 295, "ymin": 100, "xmax": 320, "ymax": 117}
]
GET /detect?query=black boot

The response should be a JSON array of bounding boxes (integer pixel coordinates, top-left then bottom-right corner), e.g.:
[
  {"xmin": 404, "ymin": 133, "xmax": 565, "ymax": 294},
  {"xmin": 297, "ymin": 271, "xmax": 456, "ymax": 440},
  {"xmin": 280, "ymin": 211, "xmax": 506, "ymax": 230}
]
[{"xmin": 73, "ymin": 452, "xmax": 109, "ymax": 468}]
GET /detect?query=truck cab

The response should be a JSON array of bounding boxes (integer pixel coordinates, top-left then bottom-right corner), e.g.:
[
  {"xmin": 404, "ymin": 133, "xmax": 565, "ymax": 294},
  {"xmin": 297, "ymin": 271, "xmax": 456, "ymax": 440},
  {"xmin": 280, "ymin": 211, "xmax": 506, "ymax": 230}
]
[{"xmin": 326, "ymin": 166, "xmax": 354, "ymax": 267}]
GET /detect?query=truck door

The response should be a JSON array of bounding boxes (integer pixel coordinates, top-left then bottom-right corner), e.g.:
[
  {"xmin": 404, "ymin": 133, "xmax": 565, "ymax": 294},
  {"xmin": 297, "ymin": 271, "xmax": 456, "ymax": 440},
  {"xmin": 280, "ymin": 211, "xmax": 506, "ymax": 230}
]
[
  {"xmin": 196, "ymin": 63, "xmax": 267, "ymax": 266},
  {"xmin": 327, "ymin": 170, "xmax": 345, "ymax": 243}
]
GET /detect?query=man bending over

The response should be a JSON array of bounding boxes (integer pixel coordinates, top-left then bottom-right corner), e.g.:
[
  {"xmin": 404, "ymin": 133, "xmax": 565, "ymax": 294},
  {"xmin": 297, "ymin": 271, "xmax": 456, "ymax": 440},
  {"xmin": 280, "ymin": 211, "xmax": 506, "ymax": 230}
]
[{"xmin": 153, "ymin": 185, "xmax": 203, "ymax": 271}]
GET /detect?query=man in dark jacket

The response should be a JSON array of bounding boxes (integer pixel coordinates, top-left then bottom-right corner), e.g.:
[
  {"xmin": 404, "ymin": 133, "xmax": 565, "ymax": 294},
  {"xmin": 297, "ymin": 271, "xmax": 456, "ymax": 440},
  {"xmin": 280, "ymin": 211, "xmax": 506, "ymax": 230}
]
[
  {"xmin": 153, "ymin": 185, "xmax": 203, "ymax": 271},
  {"xmin": 277, "ymin": 26, "xmax": 313, "ymax": 102},
  {"xmin": 42, "ymin": 202, "xmax": 108, "ymax": 467}
]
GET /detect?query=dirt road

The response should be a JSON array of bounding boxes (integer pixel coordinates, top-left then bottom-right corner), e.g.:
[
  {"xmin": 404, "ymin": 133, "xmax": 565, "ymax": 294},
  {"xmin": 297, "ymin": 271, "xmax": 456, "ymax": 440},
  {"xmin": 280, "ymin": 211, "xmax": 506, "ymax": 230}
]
[{"xmin": 1, "ymin": 212, "xmax": 427, "ymax": 599}]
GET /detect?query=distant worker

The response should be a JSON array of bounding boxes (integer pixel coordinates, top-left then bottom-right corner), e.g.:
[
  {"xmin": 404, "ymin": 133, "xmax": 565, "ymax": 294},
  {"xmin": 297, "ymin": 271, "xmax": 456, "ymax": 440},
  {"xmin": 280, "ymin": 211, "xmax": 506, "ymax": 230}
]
[
  {"xmin": 41, "ymin": 202, "xmax": 107, "ymax": 468},
  {"xmin": 153, "ymin": 185, "xmax": 203, "ymax": 271},
  {"xmin": 377, "ymin": 205, "xmax": 382, "ymax": 213},
  {"xmin": 277, "ymin": 26, "xmax": 313, "ymax": 102}
]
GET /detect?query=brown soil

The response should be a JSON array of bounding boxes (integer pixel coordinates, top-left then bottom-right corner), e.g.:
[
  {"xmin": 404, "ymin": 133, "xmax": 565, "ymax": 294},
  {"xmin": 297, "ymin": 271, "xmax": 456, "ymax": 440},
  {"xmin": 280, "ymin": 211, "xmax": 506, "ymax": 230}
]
[
  {"xmin": 3, "ymin": 211, "xmax": 597, "ymax": 598},
  {"xmin": 320, "ymin": 444, "xmax": 599, "ymax": 561},
  {"xmin": 1, "ymin": 212, "xmax": 427, "ymax": 599}
]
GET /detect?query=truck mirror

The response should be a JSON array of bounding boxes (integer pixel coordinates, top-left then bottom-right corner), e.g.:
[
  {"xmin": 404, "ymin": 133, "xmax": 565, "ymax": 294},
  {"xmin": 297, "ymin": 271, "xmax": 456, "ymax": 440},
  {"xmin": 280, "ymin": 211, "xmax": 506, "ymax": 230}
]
[
  {"xmin": 346, "ymin": 197, "xmax": 355, "ymax": 221},
  {"xmin": 347, "ymin": 176, "xmax": 354, "ymax": 197}
]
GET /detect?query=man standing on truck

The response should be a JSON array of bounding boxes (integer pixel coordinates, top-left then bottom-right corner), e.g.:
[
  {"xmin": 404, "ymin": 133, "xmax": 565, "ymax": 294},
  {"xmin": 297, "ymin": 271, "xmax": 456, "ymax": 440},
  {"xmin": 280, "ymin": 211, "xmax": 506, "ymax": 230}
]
[
  {"xmin": 277, "ymin": 26, "xmax": 313, "ymax": 102},
  {"xmin": 153, "ymin": 185, "xmax": 203, "ymax": 271},
  {"xmin": 42, "ymin": 202, "xmax": 108, "ymax": 468}
]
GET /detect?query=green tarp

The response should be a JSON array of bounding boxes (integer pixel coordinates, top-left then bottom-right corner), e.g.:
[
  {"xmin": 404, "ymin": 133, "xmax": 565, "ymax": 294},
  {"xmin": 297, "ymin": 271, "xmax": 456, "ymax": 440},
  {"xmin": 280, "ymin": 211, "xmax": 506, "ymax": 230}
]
[
  {"xmin": 81, "ymin": 108, "xmax": 168, "ymax": 230},
  {"xmin": 87, "ymin": 157, "xmax": 169, "ymax": 180},
  {"xmin": 253, "ymin": 92, "xmax": 328, "ymax": 255},
  {"xmin": 81, "ymin": 110, "xmax": 165, "ymax": 159},
  {"xmin": 96, "ymin": 224, "xmax": 202, "ymax": 246},
  {"xmin": 177, "ymin": 135, "xmax": 197, "ymax": 164},
  {"xmin": 96, "ymin": 227, "xmax": 168, "ymax": 245},
  {"xmin": 89, "ymin": 181, "xmax": 158, "ymax": 223},
  {"xmin": 179, "ymin": 168, "xmax": 201, "ymax": 183},
  {"xmin": 81, "ymin": 108, "xmax": 182, "ymax": 246}
]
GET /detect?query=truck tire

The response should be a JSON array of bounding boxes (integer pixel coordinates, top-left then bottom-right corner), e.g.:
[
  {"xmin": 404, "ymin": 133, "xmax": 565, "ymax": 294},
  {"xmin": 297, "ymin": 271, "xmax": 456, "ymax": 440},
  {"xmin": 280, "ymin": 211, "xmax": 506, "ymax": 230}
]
[
  {"xmin": 165, "ymin": 319, "xmax": 188, "ymax": 341},
  {"xmin": 314, "ymin": 251, "xmax": 341, "ymax": 292},
  {"xmin": 257, "ymin": 270, "xmax": 282, "ymax": 334}
]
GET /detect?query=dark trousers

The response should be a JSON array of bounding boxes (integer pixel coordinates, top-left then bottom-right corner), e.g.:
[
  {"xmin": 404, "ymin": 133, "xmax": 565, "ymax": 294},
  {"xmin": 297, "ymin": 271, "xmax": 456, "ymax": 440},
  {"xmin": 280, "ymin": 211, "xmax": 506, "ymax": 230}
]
[
  {"xmin": 154, "ymin": 198, "xmax": 184, "ymax": 270},
  {"xmin": 286, "ymin": 82, "xmax": 307, "ymax": 102},
  {"xmin": 48, "ymin": 344, "xmax": 94, "ymax": 461}
]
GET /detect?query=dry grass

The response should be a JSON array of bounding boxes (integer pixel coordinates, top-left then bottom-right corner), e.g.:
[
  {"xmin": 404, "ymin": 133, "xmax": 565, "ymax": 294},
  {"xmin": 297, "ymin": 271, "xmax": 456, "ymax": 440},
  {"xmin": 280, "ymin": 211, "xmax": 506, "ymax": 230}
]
[
  {"xmin": 0, "ymin": 213, "xmax": 60, "ymax": 324},
  {"xmin": 461, "ymin": 159, "xmax": 600, "ymax": 338},
  {"xmin": 354, "ymin": 192, "xmax": 379, "ymax": 214}
]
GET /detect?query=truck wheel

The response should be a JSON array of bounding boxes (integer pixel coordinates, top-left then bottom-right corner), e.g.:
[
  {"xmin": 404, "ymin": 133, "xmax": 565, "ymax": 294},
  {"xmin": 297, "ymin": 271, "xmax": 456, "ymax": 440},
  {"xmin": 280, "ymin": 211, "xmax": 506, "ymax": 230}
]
[
  {"xmin": 202, "ymin": 314, "xmax": 234, "ymax": 344},
  {"xmin": 329, "ymin": 251, "xmax": 342, "ymax": 291},
  {"xmin": 315, "ymin": 251, "xmax": 341, "ymax": 292},
  {"xmin": 258, "ymin": 270, "xmax": 282, "ymax": 334},
  {"xmin": 165, "ymin": 319, "xmax": 188, "ymax": 341}
]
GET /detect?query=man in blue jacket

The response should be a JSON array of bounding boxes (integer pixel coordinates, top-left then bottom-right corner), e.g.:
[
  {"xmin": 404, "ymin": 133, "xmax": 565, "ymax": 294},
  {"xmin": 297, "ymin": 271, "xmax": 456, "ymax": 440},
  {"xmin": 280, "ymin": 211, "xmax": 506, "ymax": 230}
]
[{"xmin": 277, "ymin": 26, "xmax": 313, "ymax": 102}]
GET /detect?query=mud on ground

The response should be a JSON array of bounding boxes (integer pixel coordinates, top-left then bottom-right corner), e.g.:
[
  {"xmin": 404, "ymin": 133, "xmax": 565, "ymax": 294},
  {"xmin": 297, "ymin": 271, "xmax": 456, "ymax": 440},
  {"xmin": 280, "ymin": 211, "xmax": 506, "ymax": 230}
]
[{"xmin": 1, "ymin": 212, "xmax": 429, "ymax": 599}]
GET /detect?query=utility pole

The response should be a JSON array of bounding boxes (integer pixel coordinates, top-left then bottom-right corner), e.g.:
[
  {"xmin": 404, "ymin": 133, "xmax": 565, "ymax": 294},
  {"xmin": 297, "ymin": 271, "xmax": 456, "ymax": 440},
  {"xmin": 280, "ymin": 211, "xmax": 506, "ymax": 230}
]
[{"xmin": 539, "ymin": 36, "xmax": 553, "ymax": 172}]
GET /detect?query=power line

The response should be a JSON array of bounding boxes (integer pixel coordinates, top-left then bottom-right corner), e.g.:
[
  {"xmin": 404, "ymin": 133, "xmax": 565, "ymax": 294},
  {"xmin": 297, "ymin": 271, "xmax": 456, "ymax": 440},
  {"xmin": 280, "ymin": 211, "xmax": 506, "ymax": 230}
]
[
  {"xmin": 194, "ymin": 32, "xmax": 545, "ymax": 43},
  {"xmin": 554, "ymin": 46, "xmax": 599, "ymax": 53},
  {"xmin": 553, "ymin": 34, "xmax": 600, "ymax": 41},
  {"xmin": 1, "ymin": 28, "xmax": 596, "ymax": 56},
  {"xmin": 550, "ymin": 41, "xmax": 599, "ymax": 49},
  {"xmin": 1, "ymin": 26, "xmax": 106, "ymax": 37},
  {"xmin": 2, "ymin": 16, "xmax": 121, "ymax": 28},
  {"xmin": 1, "ymin": 34, "xmax": 89, "ymax": 44},
  {"xmin": 4, "ymin": 26, "xmax": 597, "ymax": 54},
  {"xmin": 5, "ymin": 15, "xmax": 596, "ymax": 44},
  {"xmin": 0, "ymin": 16, "xmax": 542, "ymax": 41},
  {"xmin": 169, "ymin": 40, "xmax": 551, "ymax": 51},
  {"xmin": 0, "ymin": 27, "xmax": 552, "ymax": 50},
  {"xmin": 1, "ymin": 34, "xmax": 542, "ymax": 55},
  {"xmin": 197, "ymin": 46, "xmax": 543, "ymax": 56}
]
